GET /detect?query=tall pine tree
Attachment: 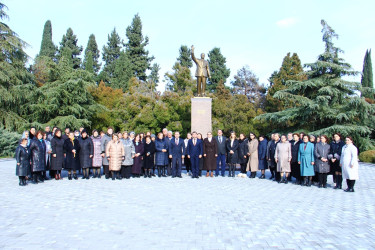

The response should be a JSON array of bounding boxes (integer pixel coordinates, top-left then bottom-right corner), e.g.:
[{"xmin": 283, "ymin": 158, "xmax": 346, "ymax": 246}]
[
  {"xmin": 207, "ymin": 47, "xmax": 230, "ymax": 92},
  {"xmin": 57, "ymin": 28, "xmax": 83, "ymax": 69},
  {"xmin": 125, "ymin": 14, "xmax": 154, "ymax": 81},
  {"xmin": 38, "ymin": 20, "xmax": 57, "ymax": 60},
  {"xmin": 361, "ymin": 49, "xmax": 373, "ymax": 99},
  {"xmin": 100, "ymin": 28, "xmax": 122, "ymax": 83},
  {"xmin": 265, "ymin": 52, "xmax": 306, "ymax": 112},
  {"xmin": 176, "ymin": 45, "xmax": 192, "ymax": 68},
  {"xmin": 256, "ymin": 20, "xmax": 375, "ymax": 151},
  {"xmin": 83, "ymin": 34, "xmax": 101, "ymax": 74}
]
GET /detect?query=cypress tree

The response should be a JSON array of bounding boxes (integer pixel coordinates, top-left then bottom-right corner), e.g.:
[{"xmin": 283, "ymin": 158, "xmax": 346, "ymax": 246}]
[
  {"xmin": 83, "ymin": 34, "xmax": 101, "ymax": 74},
  {"xmin": 57, "ymin": 28, "xmax": 83, "ymax": 69},
  {"xmin": 125, "ymin": 14, "xmax": 154, "ymax": 81},
  {"xmin": 176, "ymin": 45, "xmax": 192, "ymax": 68},
  {"xmin": 100, "ymin": 28, "xmax": 122, "ymax": 82},
  {"xmin": 361, "ymin": 49, "xmax": 373, "ymax": 98},
  {"xmin": 256, "ymin": 20, "xmax": 375, "ymax": 150},
  {"xmin": 207, "ymin": 47, "xmax": 230, "ymax": 92},
  {"xmin": 38, "ymin": 20, "xmax": 57, "ymax": 60}
]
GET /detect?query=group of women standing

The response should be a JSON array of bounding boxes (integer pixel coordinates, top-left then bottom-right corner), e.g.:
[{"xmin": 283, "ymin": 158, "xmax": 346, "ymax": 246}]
[{"xmin": 15, "ymin": 126, "xmax": 359, "ymax": 192}]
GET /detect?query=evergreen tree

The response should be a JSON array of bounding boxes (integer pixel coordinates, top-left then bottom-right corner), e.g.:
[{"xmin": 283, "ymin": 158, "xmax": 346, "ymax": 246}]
[
  {"xmin": 38, "ymin": 20, "xmax": 57, "ymax": 60},
  {"xmin": 100, "ymin": 28, "xmax": 122, "ymax": 82},
  {"xmin": 84, "ymin": 51, "xmax": 94, "ymax": 74},
  {"xmin": 176, "ymin": 45, "xmax": 192, "ymax": 68},
  {"xmin": 111, "ymin": 51, "xmax": 133, "ymax": 91},
  {"xmin": 361, "ymin": 49, "xmax": 373, "ymax": 98},
  {"xmin": 165, "ymin": 63, "xmax": 195, "ymax": 94},
  {"xmin": 265, "ymin": 52, "xmax": 306, "ymax": 112},
  {"xmin": 256, "ymin": 20, "xmax": 375, "ymax": 151},
  {"xmin": 83, "ymin": 34, "xmax": 101, "ymax": 74},
  {"xmin": 148, "ymin": 63, "xmax": 160, "ymax": 84},
  {"xmin": 57, "ymin": 28, "xmax": 83, "ymax": 69},
  {"xmin": 30, "ymin": 58, "xmax": 101, "ymax": 129},
  {"xmin": 207, "ymin": 47, "xmax": 230, "ymax": 92},
  {"xmin": 232, "ymin": 66, "xmax": 266, "ymax": 109},
  {"xmin": 0, "ymin": 2, "xmax": 35, "ymax": 131},
  {"xmin": 125, "ymin": 14, "xmax": 154, "ymax": 81}
]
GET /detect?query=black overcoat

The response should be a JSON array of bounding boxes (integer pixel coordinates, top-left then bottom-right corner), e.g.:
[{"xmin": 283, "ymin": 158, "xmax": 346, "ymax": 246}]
[
  {"xmin": 79, "ymin": 137, "xmax": 94, "ymax": 169},
  {"xmin": 15, "ymin": 145, "xmax": 30, "ymax": 176},
  {"xmin": 29, "ymin": 139, "xmax": 46, "ymax": 172},
  {"xmin": 64, "ymin": 138, "xmax": 81, "ymax": 171}
]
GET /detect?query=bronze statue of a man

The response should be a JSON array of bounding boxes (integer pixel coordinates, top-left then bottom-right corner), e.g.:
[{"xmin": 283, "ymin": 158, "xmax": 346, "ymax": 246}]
[{"xmin": 191, "ymin": 45, "xmax": 210, "ymax": 97}]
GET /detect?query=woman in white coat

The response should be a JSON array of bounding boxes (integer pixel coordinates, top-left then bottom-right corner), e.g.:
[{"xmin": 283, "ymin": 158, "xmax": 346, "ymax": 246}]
[{"xmin": 340, "ymin": 136, "xmax": 359, "ymax": 192}]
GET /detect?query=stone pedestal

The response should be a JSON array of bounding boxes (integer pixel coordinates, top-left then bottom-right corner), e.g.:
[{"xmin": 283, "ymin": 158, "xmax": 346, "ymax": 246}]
[{"xmin": 191, "ymin": 97, "xmax": 212, "ymax": 137}]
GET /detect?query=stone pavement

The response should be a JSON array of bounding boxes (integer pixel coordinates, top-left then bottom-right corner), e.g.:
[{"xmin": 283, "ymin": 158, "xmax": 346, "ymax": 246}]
[{"xmin": 0, "ymin": 159, "xmax": 374, "ymax": 249}]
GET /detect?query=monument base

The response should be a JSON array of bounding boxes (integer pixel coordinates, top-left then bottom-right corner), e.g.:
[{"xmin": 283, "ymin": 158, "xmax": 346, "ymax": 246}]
[{"xmin": 191, "ymin": 97, "xmax": 212, "ymax": 138}]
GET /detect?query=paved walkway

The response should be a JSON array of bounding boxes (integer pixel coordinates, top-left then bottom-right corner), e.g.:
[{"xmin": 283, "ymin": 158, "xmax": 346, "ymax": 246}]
[{"xmin": 0, "ymin": 160, "xmax": 374, "ymax": 249}]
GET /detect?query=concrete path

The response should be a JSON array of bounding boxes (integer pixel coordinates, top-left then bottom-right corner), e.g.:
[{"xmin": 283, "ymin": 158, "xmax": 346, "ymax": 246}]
[{"xmin": 0, "ymin": 160, "xmax": 374, "ymax": 249}]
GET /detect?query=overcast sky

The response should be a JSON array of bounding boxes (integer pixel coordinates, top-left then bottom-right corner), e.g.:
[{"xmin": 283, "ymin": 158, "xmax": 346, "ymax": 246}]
[{"xmin": 4, "ymin": 0, "xmax": 375, "ymax": 91}]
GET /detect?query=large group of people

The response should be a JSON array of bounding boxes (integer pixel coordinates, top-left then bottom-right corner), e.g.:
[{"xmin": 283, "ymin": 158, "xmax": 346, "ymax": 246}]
[{"xmin": 15, "ymin": 126, "xmax": 359, "ymax": 192}]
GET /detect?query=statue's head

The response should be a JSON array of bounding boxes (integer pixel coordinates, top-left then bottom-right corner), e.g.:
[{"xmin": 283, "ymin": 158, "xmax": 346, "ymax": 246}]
[{"xmin": 200, "ymin": 53, "xmax": 205, "ymax": 59}]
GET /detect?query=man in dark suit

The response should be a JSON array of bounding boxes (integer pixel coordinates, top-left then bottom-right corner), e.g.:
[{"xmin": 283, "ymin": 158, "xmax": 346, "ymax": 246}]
[
  {"xmin": 169, "ymin": 131, "xmax": 185, "ymax": 178},
  {"xmin": 187, "ymin": 131, "xmax": 203, "ymax": 178},
  {"xmin": 215, "ymin": 129, "xmax": 227, "ymax": 177},
  {"xmin": 165, "ymin": 130, "xmax": 174, "ymax": 176}
]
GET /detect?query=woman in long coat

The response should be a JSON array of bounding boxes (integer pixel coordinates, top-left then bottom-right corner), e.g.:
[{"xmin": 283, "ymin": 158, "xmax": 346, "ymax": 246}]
[
  {"xmin": 329, "ymin": 133, "xmax": 345, "ymax": 189},
  {"xmin": 29, "ymin": 131, "xmax": 46, "ymax": 184},
  {"xmin": 121, "ymin": 132, "xmax": 135, "ymax": 179},
  {"xmin": 275, "ymin": 135, "xmax": 292, "ymax": 184},
  {"xmin": 203, "ymin": 132, "xmax": 218, "ymax": 177},
  {"xmin": 132, "ymin": 134, "xmax": 144, "ymax": 177},
  {"xmin": 340, "ymin": 136, "xmax": 359, "ymax": 192},
  {"xmin": 226, "ymin": 131, "xmax": 239, "ymax": 178},
  {"xmin": 79, "ymin": 129, "xmax": 93, "ymax": 179},
  {"xmin": 314, "ymin": 135, "xmax": 331, "ymax": 188},
  {"xmin": 291, "ymin": 133, "xmax": 301, "ymax": 184},
  {"xmin": 43, "ymin": 132, "xmax": 52, "ymax": 180},
  {"xmin": 91, "ymin": 130, "xmax": 102, "ymax": 178},
  {"xmin": 64, "ymin": 132, "xmax": 81, "ymax": 180},
  {"xmin": 143, "ymin": 135, "xmax": 155, "ymax": 178},
  {"xmin": 51, "ymin": 128, "xmax": 64, "ymax": 180},
  {"xmin": 237, "ymin": 134, "xmax": 249, "ymax": 178},
  {"xmin": 155, "ymin": 132, "xmax": 169, "ymax": 177},
  {"xmin": 258, "ymin": 135, "xmax": 267, "ymax": 179},
  {"xmin": 298, "ymin": 135, "xmax": 315, "ymax": 186},
  {"xmin": 247, "ymin": 133, "xmax": 259, "ymax": 178},
  {"xmin": 106, "ymin": 133, "xmax": 125, "ymax": 180},
  {"xmin": 15, "ymin": 138, "xmax": 30, "ymax": 186}
]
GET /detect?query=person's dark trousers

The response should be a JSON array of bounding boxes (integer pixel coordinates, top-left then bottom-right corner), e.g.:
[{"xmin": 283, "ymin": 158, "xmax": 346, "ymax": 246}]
[
  {"xmin": 166, "ymin": 159, "xmax": 172, "ymax": 176},
  {"xmin": 240, "ymin": 163, "xmax": 247, "ymax": 174},
  {"xmin": 103, "ymin": 165, "xmax": 110, "ymax": 179},
  {"xmin": 275, "ymin": 171, "xmax": 281, "ymax": 182},
  {"xmin": 172, "ymin": 157, "xmax": 182, "ymax": 177},
  {"xmin": 121, "ymin": 165, "xmax": 126, "ymax": 178},
  {"xmin": 191, "ymin": 156, "xmax": 200, "ymax": 178},
  {"xmin": 121, "ymin": 165, "xmax": 132, "ymax": 179},
  {"xmin": 269, "ymin": 167, "xmax": 276, "ymax": 179},
  {"xmin": 184, "ymin": 155, "xmax": 191, "ymax": 173},
  {"xmin": 216, "ymin": 153, "xmax": 226, "ymax": 176}
]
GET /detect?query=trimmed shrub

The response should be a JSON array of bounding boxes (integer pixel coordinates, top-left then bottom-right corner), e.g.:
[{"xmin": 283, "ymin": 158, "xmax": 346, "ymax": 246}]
[
  {"xmin": 0, "ymin": 128, "xmax": 21, "ymax": 158},
  {"xmin": 359, "ymin": 150, "xmax": 375, "ymax": 163}
]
